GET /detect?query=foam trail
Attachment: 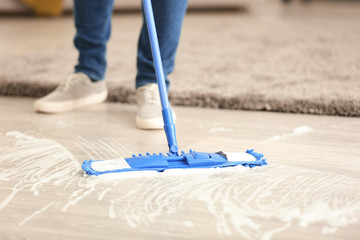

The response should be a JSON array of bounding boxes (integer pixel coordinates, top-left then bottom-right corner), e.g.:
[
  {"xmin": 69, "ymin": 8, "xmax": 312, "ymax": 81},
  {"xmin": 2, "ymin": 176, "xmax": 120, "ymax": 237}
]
[
  {"xmin": 209, "ymin": 127, "xmax": 232, "ymax": 134},
  {"xmin": 19, "ymin": 201, "xmax": 56, "ymax": 226},
  {"xmin": 73, "ymin": 141, "xmax": 95, "ymax": 160},
  {"xmin": 0, "ymin": 131, "xmax": 80, "ymax": 210},
  {"xmin": 77, "ymin": 136, "xmax": 104, "ymax": 160},
  {"xmin": 97, "ymin": 140, "xmax": 118, "ymax": 159},
  {"xmin": 262, "ymin": 126, "xmax": 313, "ymax": 143},
  {"xmin": 62, "ymin": 187, "xmax": 96, "ymax": 212},
  {"xmin": 98, "ymin": 188, "xmax": 112, "ymax": 201},
  {"xmin": 1, "ymin": 131, "xmax": 360, "ymax": 239},
  {"xmin": 106, "ymin": 138, "xmax": 133, "ymax": 156},
  {"xmin": 109, "ymin": 200, "xmax": 116, "ymax": 219},
  {"xmin": 103, "ymin": 164, "xmax": 360, "ymax": 239},
  {"xmin": 74, "ymin": 136, "xmax": 133, "ymax": 160}
]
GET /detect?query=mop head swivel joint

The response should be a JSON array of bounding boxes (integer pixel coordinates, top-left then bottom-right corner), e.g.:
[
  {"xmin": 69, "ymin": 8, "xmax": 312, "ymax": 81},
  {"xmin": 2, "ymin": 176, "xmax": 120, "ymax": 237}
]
[{"xmin": 81, "ymin": 149, "xmax": 267, "ymax": 176}]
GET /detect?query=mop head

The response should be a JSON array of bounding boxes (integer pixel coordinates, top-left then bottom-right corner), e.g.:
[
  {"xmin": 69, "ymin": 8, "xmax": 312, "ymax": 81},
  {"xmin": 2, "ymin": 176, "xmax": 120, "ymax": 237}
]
[{"xmin": 81, "ymin": 149, "xmax": 267, "ymax": 176}]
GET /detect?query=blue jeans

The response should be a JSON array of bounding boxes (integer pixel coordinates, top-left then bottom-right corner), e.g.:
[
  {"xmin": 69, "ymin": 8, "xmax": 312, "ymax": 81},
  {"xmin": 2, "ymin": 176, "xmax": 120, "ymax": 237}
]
[{"xmin": 74, "ymin": 0, "xmax": 188, "ymax": 90}]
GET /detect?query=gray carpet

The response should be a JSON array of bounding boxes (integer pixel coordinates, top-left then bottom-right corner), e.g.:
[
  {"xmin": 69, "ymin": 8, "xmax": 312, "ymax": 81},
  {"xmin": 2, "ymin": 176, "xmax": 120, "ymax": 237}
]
[{"xmin": 1, "ymin": 11, "xmax": 360, "ymax": 116}]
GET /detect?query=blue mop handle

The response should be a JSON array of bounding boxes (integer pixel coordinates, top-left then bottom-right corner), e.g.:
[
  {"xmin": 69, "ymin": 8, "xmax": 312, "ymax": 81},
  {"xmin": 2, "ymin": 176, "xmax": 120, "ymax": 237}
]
[{"xmin": 142, "ymin": 0, "xmax": 179, "ymax": 155}]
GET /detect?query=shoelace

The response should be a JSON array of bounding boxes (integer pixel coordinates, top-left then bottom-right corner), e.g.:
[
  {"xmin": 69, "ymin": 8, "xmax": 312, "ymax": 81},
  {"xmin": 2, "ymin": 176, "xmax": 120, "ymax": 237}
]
[
  {"xmin": 141, "ymin": 86, "xmax": 160, "ymax": 104},
  {"xmin": 57, "ymin": 76, "xmax": 83, "ymax": 91}
]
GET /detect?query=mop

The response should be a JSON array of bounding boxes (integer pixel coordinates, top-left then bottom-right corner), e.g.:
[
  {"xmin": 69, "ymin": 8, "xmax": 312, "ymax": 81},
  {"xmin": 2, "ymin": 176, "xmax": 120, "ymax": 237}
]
[{"xmin": 81, "ymin": 0, "xmax": 267, "ymax": 176}]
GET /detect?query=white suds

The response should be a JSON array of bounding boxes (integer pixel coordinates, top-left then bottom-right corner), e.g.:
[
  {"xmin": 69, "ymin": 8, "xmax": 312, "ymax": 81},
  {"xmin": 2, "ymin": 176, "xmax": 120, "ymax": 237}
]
[
  {"xmin": 109, "ymin": 200, "xmax": 117, "ymax": 219},
  {"xmin": 263, "ymin": 126, "xmax": 313, "ymax": 143},
  {"xmin": 74, "ymin": 136, "xmax": 133, "ymax": 161},
  {"xmin": 1, "ymin": 131, "xmax": 360, "ymax": 239},
  {"xmin": 98, "ymin": 188, "xmax": 112, "ymax": 201},
  {"xmin": 0, "ymin": 131, "xmax": 80, "ymax": 210},
  {"xmin": 105, "ymin": 164, "xmax": 360, "ymax": 239},
  {"xmin": 199, "ymin": 123, "xmax": 232, "ymax": 134},
  {"xmin": 19, "ymin": 201, "xmax": 56, "ymax": 226},
  {"xmin": 209, "ymin": 127, "xmax": 232, "ymax": 134},
  {"xmin": 56, "ymin": 121, "xmax": 73, "ymax": 128},
  {"xmin": 183, "ymin": 221, "xmax": 194, "ymax": 228}
]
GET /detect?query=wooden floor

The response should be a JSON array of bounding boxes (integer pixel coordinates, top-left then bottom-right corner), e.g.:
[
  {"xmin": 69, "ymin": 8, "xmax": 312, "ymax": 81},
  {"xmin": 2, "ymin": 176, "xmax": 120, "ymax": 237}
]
[{"xmin": 0, "ymin": 96, "xmax": 359, "ymax": 240}]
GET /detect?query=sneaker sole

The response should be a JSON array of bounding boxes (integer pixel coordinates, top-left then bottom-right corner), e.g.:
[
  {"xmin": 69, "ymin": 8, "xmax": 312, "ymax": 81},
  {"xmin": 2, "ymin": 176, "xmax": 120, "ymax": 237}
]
[
  {"xmin": 136, "ymin": 109, "xmax": 176, "ymax": 130},
  {"xmin": 136, "ymin": 116, "xmax": 163, "ymax": 130},
  {"xmin": 34, "ymin": 91, "xmax": 108, "ymax": 114}
]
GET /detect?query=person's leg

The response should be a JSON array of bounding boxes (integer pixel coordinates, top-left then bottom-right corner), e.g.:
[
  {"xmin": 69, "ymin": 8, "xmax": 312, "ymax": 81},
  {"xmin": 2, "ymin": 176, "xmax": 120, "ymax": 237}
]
[
  {"xmin": 135, "ymin": 0, "xmax": 187, "ymax": 129},
  {"xmin": 34, "ymin": 0, "xmax": 114, "ymax": 113},
  {"xmin": 136, "ymin": 0, "xmax": 188, "ymax": 89},
  {"xmin": 74, "ymin": 0, "xmax": 114, "ymax": 81}
]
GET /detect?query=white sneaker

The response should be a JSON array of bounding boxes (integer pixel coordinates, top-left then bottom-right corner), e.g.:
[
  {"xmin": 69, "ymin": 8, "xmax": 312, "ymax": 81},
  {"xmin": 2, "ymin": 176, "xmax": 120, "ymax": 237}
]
[
  {"xmin": 136, "ymin": 83, "xmax": 176, "ymax": 130},
  {"xmin": 34, "ymin": 73, "xmax": 108, "ymax": 113}
]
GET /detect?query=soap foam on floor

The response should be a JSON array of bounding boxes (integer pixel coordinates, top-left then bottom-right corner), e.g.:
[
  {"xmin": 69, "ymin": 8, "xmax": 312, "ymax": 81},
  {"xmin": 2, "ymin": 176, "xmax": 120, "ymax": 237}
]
[
  {"xmin": 1, "ymin": 131, "xmax": 360, "ymax": 240},
  {"xmin": 263, "ymin": 126, "xmax": 314, "ymax": 143}
]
